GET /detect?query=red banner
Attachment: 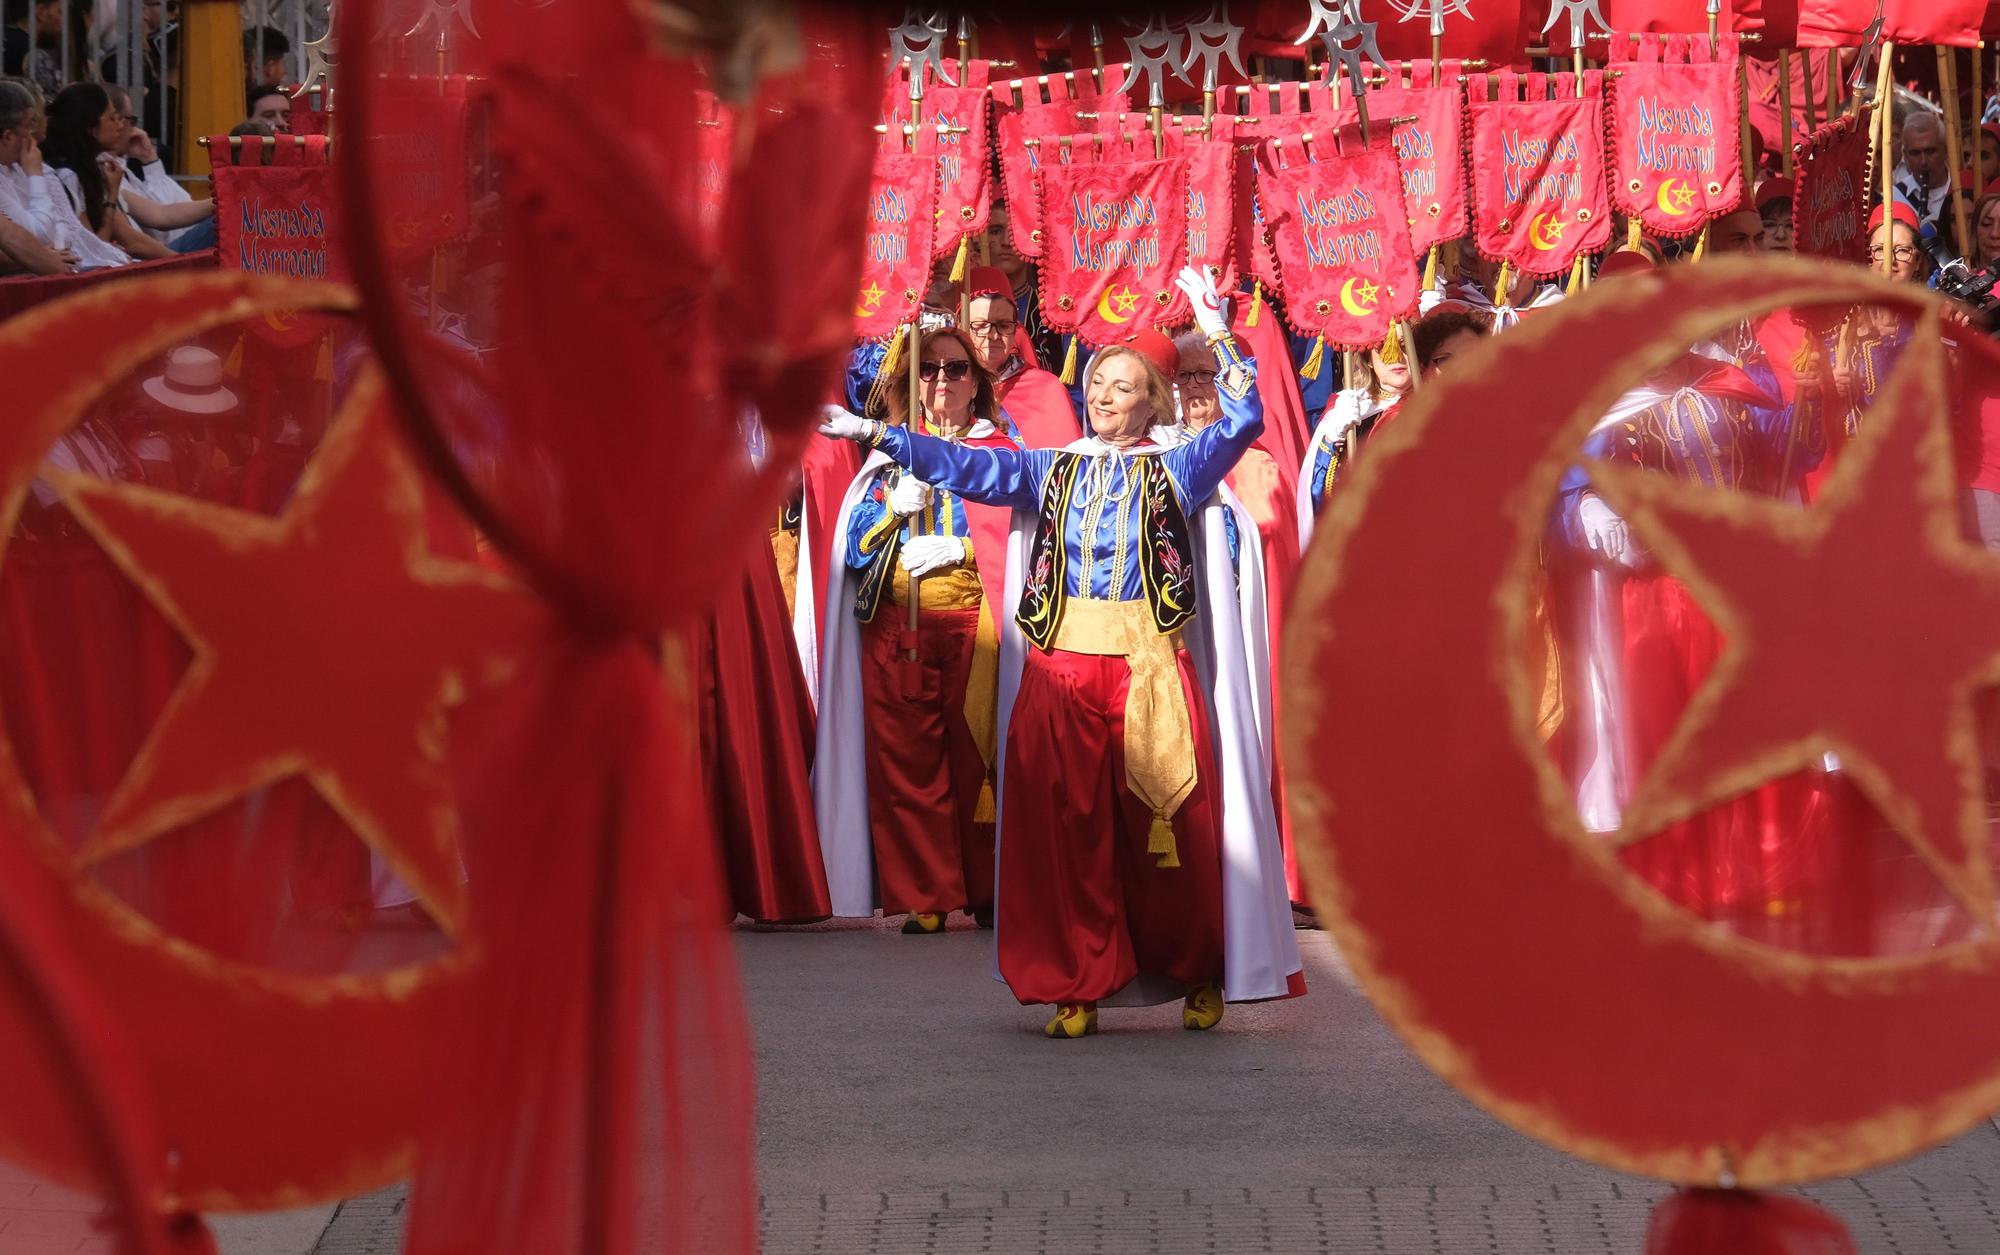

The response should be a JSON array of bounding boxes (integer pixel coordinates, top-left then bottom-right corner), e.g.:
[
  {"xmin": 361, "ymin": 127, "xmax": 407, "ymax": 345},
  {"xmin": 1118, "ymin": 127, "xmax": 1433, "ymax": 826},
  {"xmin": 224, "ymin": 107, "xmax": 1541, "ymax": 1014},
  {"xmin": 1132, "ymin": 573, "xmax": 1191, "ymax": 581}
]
[
  {"xmin": 884, "ymin": 63, "xmax": 992, "ymax": 269},
  {"xmin": 371, "ymin": 74, "xmax": 471, "ymax": 261},
  {"xmin": 1332, "ymin": 63, "xmax": 1471, "ymax": 258},
  {"xmin": 1181, "ymin": 130, "xmax": 1238, "ymax": 294},
  {"xmin": 1469, "ymin": 72, "xmax": 1613, "ymax": 276},
  {"xmin": 1037, "ymin": 142, "xmax": 1190, "ymax": 345},
  {"xmin": 1800, "ymin": 0, "xmax": 1983, "ymax": 47},
  {"xmin": 993, "ymin": 74, "xmax": 1128, "ymax": 260},
  {"xmin": 1608, "ymin": 35, "xmax": 1744, "ymax": 240},
  {"xmin": 211, "ymin": 134, "xmax": 345, "ymax": 349},
  {"xmin": 1256, "ymin": 128, "xmax": 1420, "ymax": 350},
  {"xmin": 852, "ymin": 148, "xmax": 938, "ymax": 340},
  {"xmin": 1793, "ymin": 114, "xmax": 1867, "ymax": 263},
  {"xmin": 1234, "ymin": 82, "xmax": 1337, "ymax": 297},
  {"xmin": 694, "ymin": 89, "xmax": 732, "ymax": 252}
]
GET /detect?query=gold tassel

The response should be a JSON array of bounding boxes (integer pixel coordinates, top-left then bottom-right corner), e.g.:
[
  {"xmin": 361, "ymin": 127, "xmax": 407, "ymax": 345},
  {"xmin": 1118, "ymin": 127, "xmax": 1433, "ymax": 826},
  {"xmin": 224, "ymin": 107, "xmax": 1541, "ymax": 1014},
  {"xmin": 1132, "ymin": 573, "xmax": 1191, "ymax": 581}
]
[
  {"xmin": 1378, "ymin": 323, "xmax": 1403, "ymax": 365},
  {"xmin": 1566, "ymin": 255, "xmax": 1585, "ymax": 296},
  {"xmin": 222, "ymin": 334, "xmax": 244, "ymax": 378},
  {"xmin": 1690, "ymin": 225, "xmax": 1709, "ymax": 261},
  {"xmin": 1148, "ymin": 812, "xmax": 1181, "ymax": 869},
  {"xmin": 974, "ymin": 778, "xmax": 995, "ymax": 823},
  {"xmin": 1420, "ymin": 245, "xmax": 1438, "ymax": 291},
  {"xmin": 1058, "ymin": 334, "xmax": 1078, "ymax": 384},
  {"xmin": 1626, "ymin": 217, "xmax": 1641, "ymax": 251},
  {"xmin": 881, "ymin": 329, "xmax": 905, "ymax": 378},
  {"xmin": 1493, "ymin": 260, "xmax": 1513, "ymax": 307},
  {"xmin": 1247, "ymin": 280, "xmax": 1263, "ymax": 327},
  {"xmin": 1299, "ymin": 335, "xmax": 1326, "ymax": 381},
  {"xmin": 949, "ymin": 233, "xmax": 970, "ymax": 283},
  {"xmin": 313, "ymin": 334, "xmax": 333, "ymax": 383}
]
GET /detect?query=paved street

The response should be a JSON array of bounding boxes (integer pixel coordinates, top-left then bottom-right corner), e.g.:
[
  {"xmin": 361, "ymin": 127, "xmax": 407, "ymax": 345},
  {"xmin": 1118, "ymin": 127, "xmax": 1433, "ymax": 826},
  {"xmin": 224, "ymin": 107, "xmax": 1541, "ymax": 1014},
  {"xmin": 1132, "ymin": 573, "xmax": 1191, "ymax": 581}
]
[{"xmin": 293, "ymin": 916, "xmax": 2000, "ymax": 1254}]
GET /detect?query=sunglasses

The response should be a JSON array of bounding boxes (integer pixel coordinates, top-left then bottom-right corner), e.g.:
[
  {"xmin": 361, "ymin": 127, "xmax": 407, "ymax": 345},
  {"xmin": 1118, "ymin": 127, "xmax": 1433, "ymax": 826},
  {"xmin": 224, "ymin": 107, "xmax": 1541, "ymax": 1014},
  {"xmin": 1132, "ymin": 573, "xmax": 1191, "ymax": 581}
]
[{"xmin": 919, "ymin": 359, "xmax": 973, "ymax": 382}]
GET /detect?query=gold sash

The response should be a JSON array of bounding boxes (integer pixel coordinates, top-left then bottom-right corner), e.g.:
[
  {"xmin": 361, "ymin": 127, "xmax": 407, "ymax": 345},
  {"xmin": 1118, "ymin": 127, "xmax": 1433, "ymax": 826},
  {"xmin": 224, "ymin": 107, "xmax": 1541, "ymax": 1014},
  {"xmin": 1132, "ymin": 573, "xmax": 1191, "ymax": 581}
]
[{"xmin": 1048, "ymin": 597, "xmax": 1195, "ymax": 867}]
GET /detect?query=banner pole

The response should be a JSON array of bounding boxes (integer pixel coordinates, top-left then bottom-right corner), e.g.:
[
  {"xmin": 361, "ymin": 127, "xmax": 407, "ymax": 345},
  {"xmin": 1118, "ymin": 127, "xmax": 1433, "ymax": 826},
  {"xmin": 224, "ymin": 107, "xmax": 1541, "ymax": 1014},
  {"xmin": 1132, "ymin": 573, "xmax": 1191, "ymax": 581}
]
[
  {"xmin": 1779, "ymin": 52, "xmax": 1795, "ymax": 177},
  {"xmin": 1940, "ymin": 48, "xmax": 1971, "ymax": 257},
  {"xmin": 1876, "ymin": 42, "xmax": 1897, "ymax": 276},
  {"xmin": 906, "ymin": 58, "xmax": 926, "ymax": 659},
  {"xmin": 1801, "ymin": 48, "xmax": 1819, "ymax": 131}
]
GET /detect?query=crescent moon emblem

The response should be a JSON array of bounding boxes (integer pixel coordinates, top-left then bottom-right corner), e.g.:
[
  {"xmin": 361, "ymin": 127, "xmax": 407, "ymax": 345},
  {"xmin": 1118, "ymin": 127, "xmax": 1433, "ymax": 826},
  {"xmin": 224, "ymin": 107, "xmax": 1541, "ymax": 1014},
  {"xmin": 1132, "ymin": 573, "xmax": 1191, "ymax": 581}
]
[
  {"xmin": 1655, "ymin": 178, "xmax": 1692, "ymax": 217},
  {"xmin": 265, "ymin": 308, "xmax": 300, "ymax": 333},
  {"xmin": 1529, "ymin": 212, "xmax": 1565, "ymax": 251},
  {"xmin": 1339, "ymin": 276, "xmax": 1379, "ymax": 319},
  {"xmin": 1096, "ymin": 283, "xmax": 1137, "ymax": 326},
  {"xmin": 1287, "ymin": 258, "xmax": 2000, "ymax": 1187}
]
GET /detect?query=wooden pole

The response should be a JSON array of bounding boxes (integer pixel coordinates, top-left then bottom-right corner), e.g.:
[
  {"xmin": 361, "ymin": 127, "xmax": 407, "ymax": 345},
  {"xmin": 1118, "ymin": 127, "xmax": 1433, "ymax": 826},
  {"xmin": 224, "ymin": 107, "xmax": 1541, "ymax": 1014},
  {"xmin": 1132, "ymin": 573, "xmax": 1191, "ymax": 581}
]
[
  {"xmin": 1941, "ymin": 48, "xmax": 1971, "ymax": 256},
  {"xmin": 1738, "ymin": 55, "xmax": 1755, "ymax": 188},
  {"xmin": 1779, "ymin": 52, "xmax": 1794, "ymax": 177},
  {"xmin": 1801, "ymin": 48, "xmax": 1819, "ymax": 131},
  {"xmin": 1877, "ymin": 42, "xmax": 1897, "ymax": 276},
  {"xmin": 905, "ymin": 59, "xmax": 926, "ymax": 654}
]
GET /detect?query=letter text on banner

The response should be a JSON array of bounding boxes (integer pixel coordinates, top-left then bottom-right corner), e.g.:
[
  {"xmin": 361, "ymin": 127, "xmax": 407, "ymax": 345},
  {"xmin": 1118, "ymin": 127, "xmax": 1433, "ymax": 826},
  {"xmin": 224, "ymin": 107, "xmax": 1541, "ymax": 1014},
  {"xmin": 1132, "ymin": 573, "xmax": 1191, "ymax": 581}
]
[
  {"xmin": 1037, "ymin": 146, "xmax": 1192, "ymax": 345},
  {"xmin": 1332, "ymin": 62, "xmax": 1472, "ymax": 258},
  {"xmin": 1233, "ymin": 82, "xmax": 1336, "ymax": 302},
  {"xmin": 1608, "ymin": 35, "xmax": 1744, "ymax": 240},
  {"xmin": 1256, "ymin": 128, "xmax": 1420, "ymax": 350},
  {"xmin": 210, "ymin": 134, "xmax": 346, "ymax": 349},
  {"xmin": 1793, "ymin": 114, "xmax": 1868, "ymax": 263},
  {"xmin": 885, "ymin": 62, "xmax": 993, "ymax": 266},
  {"xmin": 852, "ymin": 148, "xmax": 939, "ymax": 340},
  {"xmin": 993, "ymin": 75, "xmax": 1130, "ymax": 261},
  {"xmin": 1182, "ymin": 129, "xmax": 1239, "ymax": 294},
  {"xmin": 1469, "ymin": 72, "xmax": 1613, "ymax": 277},
  {"xmin": 372, "ymin": 75, "xmax": 473, "ymax": 262}
]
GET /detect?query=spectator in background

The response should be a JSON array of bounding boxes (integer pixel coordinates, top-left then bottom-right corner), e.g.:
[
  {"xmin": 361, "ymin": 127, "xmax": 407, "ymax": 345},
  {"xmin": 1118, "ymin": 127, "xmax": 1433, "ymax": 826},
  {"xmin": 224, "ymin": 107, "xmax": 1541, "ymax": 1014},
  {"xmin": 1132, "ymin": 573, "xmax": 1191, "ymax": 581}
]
[
  {"xmin": 243, "ymin": 27, "xmax": 291, "ymax": 91},
  {"xmin": 43, "ymin": 81, "xmax": 168, "ymax": 261},
  {"xmin": 1757, "ymin": 177, "xmax": 1794, "ymax": 254},
  {"xmin": 103, "ymin": 83, "xmax": 212, "ymax": 250},
  {"xmin": 1892, "ymin": 111, "xmax": 1953, "ymax": 229},
  {"xmin": 246, "ymin": 83, "xmax": 291, "ymax": 135},
  {"xmin": 0, "ymin": 78, "xmax": 78, "ymax": 273},
  {"xmin": 102, "ymin": 0, "xmax": 177, "ymax": 145},
  {"xmin": 3, "ymin": 0, "xmax": 61, "ymax": 98},
  {"xmin": 1970, "ymin": 190, "xmax": 2000, "ymax": 271}
]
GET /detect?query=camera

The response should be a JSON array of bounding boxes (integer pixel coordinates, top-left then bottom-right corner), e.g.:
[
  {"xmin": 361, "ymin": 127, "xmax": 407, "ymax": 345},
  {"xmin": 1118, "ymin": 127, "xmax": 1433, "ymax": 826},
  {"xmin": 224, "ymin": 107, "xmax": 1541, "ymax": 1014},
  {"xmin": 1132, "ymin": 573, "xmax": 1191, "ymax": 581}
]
[{"xmin": 1916, "ymin": 222, "xmax": 2000, "ymax": 318}]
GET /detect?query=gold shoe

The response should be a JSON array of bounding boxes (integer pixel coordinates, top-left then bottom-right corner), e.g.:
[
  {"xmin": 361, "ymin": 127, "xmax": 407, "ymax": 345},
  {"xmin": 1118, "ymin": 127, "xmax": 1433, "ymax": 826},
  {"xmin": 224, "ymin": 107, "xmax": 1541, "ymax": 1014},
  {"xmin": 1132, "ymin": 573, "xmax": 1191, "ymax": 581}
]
[
  {"xmin": 900, "ymin": 912, "xmax": 946, "ymax": 935},
  {"xmin": 1043, "ymin": 1002, "xmax": 1099, "ymax": 1039},
  {"xmin": 1182, "ymin": 983, "xmax": 1224, "ymax": 1031}
]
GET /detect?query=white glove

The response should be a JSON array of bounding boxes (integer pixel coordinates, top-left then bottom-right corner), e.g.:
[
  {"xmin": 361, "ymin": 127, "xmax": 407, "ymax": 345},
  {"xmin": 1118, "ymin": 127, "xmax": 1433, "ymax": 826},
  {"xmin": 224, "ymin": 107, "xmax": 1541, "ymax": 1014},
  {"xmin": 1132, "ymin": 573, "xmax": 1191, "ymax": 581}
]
[
  {"xmin": 1576, "ymin": 494, "xmax": 1630, "ymax": 565},
  {"xmin": 818, "ymin": 406, "xmax": 875, "ymax": 443},
  {"xmin": 899, "ymin": 534, "xmax": 966, "ymax": 578},
  {"xmin": 1175, "ymin": 264, "xmax": 1229, "ymax": 340},
  {"xmin": 885, "ymin": 474, "xmax": 932, "ymax": 517}
]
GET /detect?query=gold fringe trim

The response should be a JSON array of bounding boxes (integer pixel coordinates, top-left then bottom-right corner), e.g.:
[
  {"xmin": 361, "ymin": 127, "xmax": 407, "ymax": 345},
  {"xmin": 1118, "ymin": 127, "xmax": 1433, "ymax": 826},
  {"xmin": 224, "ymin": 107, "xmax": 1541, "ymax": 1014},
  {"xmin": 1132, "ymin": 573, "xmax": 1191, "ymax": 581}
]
[
  {"xmin": 1421, "ymin": 245, "xmax": 1438, "ymax": 292},
  {"xmin": 948, "ymin": 234, "xmax": 970, "ymax": 283},
  {"xmin": 1247, "ymin": 280, "xmax": 1263, "ymax": 327},
  {"xmin": 1494, "ymin": 260, "xmax": 1513, "ymax": 307},
  {"xmin": 1148, "ymin": 812, "xmax": 1180, "ymax": 868},
  {"xmin": 1566, "ymin": 255, "xmax": 1586, "ymax": 296},
  {"xmin": 1690, "ymin": 225, "xmax": 1710, "ymax": 261},
  {"xmin": 1058, "ymin": 334, "xmax": 1079, "ymax": 384},
  {"xmin": 1379, "ymin": 323, "xmax": 1403, "ymax": 365},
  {"xmin": 974, "ymin": 778, "xmax": 996, "ymax": 823},
  {"xmin": 1627, "ymin": 217, "xmax": 1642, "ymax": 251},
  {"xmin": 1299, "ymin": 334, "xmax": 1326, "ymax": 381}
]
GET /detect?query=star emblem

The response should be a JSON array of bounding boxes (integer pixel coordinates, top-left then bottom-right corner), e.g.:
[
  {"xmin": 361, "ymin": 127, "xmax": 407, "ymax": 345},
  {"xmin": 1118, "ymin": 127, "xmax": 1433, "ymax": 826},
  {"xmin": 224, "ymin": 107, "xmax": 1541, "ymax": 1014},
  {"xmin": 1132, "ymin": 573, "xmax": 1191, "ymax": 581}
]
[
  {"xmin": 1543, "ymin": 217, "xmax": 1568, "ymax": 241},
  {"xmin": 1669, "ymin": 185, "xmax": 1699, "ymax": 214},
  {"xmin": 49, "ymin": 373, "xmax": 546, "ymax": 935},
  {"xmin": 1112, "ymin": 286, "xmax": 1142, "ymax": 315},
  {"xmin": 1592, "ymin": 315, "xmax": 2000, "ymax": 920},
  {"xmin": 860, "ymin": 280, "xmax": 886, "ymax": 310},
  {"xmin": 1355, "ymin": 279, "xmax": 1382, "ymax": 306}
]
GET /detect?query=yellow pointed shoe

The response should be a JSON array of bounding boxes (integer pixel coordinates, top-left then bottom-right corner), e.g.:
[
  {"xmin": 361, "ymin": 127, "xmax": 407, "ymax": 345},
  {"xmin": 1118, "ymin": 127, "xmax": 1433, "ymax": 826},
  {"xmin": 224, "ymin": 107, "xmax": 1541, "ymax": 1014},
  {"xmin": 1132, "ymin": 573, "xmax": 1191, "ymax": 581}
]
[
  {"xmin": 1182, "ymin": 983, "xmax": 1224, "ymax": 1031},
  {"xmin": 1043, "ymin": 1002, "xmax": 1099, "ymax": 1039},
  {"xmin": 899, "ymin": 912, "xmax": 946, "ymax": 935}
]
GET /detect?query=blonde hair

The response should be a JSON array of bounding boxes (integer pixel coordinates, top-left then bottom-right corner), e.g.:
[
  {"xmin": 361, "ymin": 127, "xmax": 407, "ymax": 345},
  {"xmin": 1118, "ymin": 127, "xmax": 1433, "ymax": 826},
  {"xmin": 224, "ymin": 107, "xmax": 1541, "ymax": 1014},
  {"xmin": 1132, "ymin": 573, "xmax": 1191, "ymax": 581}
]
[{"xmin": 1085, "ymin": 345, "xmax": 1175, "ymax": 427}]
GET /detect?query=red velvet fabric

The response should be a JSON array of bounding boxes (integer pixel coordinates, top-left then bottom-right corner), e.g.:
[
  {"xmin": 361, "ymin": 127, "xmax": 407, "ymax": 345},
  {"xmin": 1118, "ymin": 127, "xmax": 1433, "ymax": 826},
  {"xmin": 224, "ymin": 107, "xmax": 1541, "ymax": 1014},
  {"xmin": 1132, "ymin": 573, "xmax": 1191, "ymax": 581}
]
[
  {"xmin": 858, "ymin": 606, "xmax": 995, "ymax": 918},
  {"xmin": 694, "ymin": 548, "xmax": 830, "ymax": 925},
  {"xmin": 995, "ymin": 365, "xmax": 1081, "ymax": 450},
  {"xmin": 997, "ymin": 647, "xmax": 1223, "ymax": 1005},
  {"xmin": 1225, "ymin": 448, "xmax": 1302, "ymax": 903},
  {"xmin": 0, "ymin": 253, "xmax": 216, "ymax": 325}
]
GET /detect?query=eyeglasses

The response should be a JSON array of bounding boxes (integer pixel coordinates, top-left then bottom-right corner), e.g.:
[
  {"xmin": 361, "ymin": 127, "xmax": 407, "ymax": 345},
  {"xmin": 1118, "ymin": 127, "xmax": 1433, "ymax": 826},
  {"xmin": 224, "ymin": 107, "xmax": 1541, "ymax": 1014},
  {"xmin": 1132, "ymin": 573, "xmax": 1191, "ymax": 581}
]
[
  {"xmin": 1175, "ymin": 369, "xmax": 1217, "ymax": 386},
  {"xmin": 1866, "ymin": 245, "xmax": 1919, "ymax": 262},
  {"xmin": 966, "ymin": 319, "xmax": 1016, "ymax": 338},
  {"xmin": 919, "ymin": 359, "xmax": 973, "ymax": 382}
]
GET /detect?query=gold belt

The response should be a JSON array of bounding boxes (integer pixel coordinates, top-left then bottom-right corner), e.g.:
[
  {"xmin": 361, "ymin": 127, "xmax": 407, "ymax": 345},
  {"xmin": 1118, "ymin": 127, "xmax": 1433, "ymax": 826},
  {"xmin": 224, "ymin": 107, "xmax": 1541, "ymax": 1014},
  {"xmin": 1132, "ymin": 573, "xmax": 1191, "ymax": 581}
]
[{"xmin": 1048, "ymin": 597, "xmax": 1194, "ymax": 867}]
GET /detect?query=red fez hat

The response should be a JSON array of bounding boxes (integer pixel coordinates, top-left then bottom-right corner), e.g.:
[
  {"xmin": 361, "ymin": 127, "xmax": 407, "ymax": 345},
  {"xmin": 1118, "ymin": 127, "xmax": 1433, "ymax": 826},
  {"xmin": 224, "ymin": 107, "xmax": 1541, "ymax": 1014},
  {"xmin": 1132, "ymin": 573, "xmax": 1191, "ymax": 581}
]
[
  {"xmin": 1755, "ymin": 176, "xmax": 1794, "ymax": 210},
  {"xmin": 965, "ymin": 266, "xmax": 1013, "ymax": 300},
  {"xmin": 1867, "ymin": 200, "xmax": 1920, "ymax": 234},
  {"xmin": 1118, "ymin": 327, "xmax": 1180, "ymax": 379},
  {"xmin": 1597, "ymin": 249, "xmax": 1656, "ymax": 280}
]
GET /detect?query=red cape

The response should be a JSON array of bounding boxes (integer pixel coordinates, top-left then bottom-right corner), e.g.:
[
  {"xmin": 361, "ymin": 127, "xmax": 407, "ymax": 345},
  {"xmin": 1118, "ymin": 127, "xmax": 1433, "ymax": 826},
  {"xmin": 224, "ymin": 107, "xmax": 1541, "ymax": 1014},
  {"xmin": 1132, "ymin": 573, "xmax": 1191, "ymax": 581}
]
[
  {"xmin": 1235, "ymin": 304, "xmax": 1313, "ymax": 479},
  {"xmin": 1226, "ymin": 447, "xmax": 1305, "ymax": 904},
  {"xmin": 994, "ymin": 366, "xmax": 1080, "ymax": 450},
  {"xmin": 801, "ymin": 432, "xmax": 863, "ymax": 622}
]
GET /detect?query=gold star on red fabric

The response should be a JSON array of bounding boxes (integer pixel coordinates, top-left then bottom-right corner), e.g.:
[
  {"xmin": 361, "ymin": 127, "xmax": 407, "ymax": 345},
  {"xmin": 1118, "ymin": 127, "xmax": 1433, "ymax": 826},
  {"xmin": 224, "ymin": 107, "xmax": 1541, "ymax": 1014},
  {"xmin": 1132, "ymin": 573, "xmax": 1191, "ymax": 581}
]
[
  {"xmin": 1592, "ymin": 317, "xmax": 2000, "ymax": 919},
  {"xmin": 859, "ymin": 280, "xmax": 886, "ymax": 310},
  {"xmin": 1355, "ymin": 279, "xmax": 1382, "ymax": 307},
  {"xmin": 1112, "ymin": 286, "xmax": 1142, "ymax": 315},
  {"xmin": 50, "ymin": 372, "xmax": 545, "ymax": 934},
  {"xmin": 1669, "ymin": 186, "xmax": 1699, "ymax": 213}
]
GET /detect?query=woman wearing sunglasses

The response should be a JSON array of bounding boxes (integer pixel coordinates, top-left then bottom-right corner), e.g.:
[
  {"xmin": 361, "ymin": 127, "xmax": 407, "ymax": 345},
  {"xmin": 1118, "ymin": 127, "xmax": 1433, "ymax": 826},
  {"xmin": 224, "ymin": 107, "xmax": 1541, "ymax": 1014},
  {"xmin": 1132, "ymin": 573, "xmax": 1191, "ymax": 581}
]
[
  {"xmin": 820, "ymin": 266, "xmax": 1303, "ymax": 1039},
  {"xmin": 814, "ymin": 326, "xmax": 1018, "ymax": 937}
]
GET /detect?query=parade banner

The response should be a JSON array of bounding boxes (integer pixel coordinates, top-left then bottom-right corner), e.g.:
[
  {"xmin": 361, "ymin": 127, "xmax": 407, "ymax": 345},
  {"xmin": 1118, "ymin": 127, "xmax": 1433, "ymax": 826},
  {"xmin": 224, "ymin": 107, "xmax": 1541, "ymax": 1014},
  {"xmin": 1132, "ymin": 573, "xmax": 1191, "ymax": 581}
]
[
  {"xmin": 885, "ymin": 62, "xmax": 992, "ymax": 275},
  {"xmin": 211, "ymin": 133, "xmax": 347, "ymax": 350},
  {"xmin": 371, "ymin": 74, "xmax": 471, "ymax": 260},
  {"xmin": 993, "ymin": 73, "xmax": 1129, "ymax": 260},
  {"xmin": 1181, "ymin": 130, "xmax": 1238, "ymax": 294},
  {"xmin": 1235, "ymin": 82, "xmax": 1338, "ymax": 298},
  {"xmin": 1037, "ymin": 145, "xmax": 1191, "ymax": 345},
  {"xmin": 694, "ymin": 89, "xmax": 732, "ymax": 251},
  {"xmin": 1256, "ymin": 127, "xmax": 1420, "ymax": 351},
  {"xmin": 1333, "ymin": 62, "xmax": 1472, "ymax": 256},
  {"xmin": 1799, "ymin": 0, "xmax": 1983, "ymax": 47},
  {"xmin": 852, "ymin": 148, "xmax": 938, "ymax": 340},
  {"xmin": 1469, "ymin": 72, "xmax": 1613, "ymax": 276},
  {"xmin": 1608, "ymin": 35, "xmax": 1743, "ymax": 240},
  {"xmin": 1793, "ymin": 114, "xmax": 1868, "ymax": 263}
]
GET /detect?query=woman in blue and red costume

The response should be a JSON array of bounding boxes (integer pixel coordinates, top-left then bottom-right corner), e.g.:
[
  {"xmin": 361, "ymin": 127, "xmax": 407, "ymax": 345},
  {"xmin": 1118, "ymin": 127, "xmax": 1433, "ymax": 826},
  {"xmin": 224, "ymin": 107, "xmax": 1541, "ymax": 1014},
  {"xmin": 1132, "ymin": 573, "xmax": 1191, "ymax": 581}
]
[
  {"xmin": 821, "ymin": 266, "xmax": 1303, "ymax": 1037},
  {"xmin": 1552, "ymin": 252, "xmax": 1841, "ymax": 945},
  {"xmin": 814, "ymin": 326, "xmax": 1015, "ymax": 934}
]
